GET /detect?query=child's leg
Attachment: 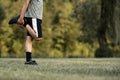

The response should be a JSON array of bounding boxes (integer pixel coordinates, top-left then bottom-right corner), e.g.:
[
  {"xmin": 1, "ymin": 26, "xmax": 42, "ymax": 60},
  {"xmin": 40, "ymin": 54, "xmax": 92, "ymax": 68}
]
[
  {"xmin": 26, "ymin": 36, "xmax": 33, "ymax": 52},
  {"xmin": 25, "ymin": 36, "xmax": 33, "ymax": 62},
  {"xmin": 26, "ymin": 24, "xmax": 42, "ymax": 41}
]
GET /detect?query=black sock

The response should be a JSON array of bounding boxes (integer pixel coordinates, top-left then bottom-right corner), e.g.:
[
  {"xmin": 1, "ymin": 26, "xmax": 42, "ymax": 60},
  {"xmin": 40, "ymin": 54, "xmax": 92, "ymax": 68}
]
[{"xmin": 26, "ymin": 52, "xmax": 32, "ymax": 62}]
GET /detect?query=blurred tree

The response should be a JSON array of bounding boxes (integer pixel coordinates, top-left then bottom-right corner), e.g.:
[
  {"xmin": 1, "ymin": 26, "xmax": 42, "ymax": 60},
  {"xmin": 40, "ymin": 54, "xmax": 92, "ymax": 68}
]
[
  {"xmin": 49, "ymin": 1, "xmax": 80, "ymax": 57},
  {"xmin": 0, "ymin": 5, "xmax": 5, "ymax": 24},
  {"xmin": 114, "ymin": 0, "xmax": 120, "ymax": 45},
  {"xmin": 0, "ymin": 0, "xmax": 25, "ymax": 57},
  {"xmin": 74, "ymin": 0, "xmax": 100, "ymax": 44},
  {"xmin": 0, "ymin": 4, "xmax": 6, "ymax": 57},
  {"xmin": 0, "ymin": 0, "xmax": 119, "ymax": 58},
  {"xmin": 95, "ymin": 0, "xmax": 116, "ymax": 57},
  {"xmin": 97, "ymin": 0, "xmax": 116, "ymax": 48}
]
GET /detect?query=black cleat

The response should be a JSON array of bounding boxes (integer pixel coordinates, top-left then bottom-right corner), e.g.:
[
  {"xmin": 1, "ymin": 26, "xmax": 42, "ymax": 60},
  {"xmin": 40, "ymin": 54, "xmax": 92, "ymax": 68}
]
[
  {"xmin": 9, "ymin": 15, "xmax": 20, "ymax": 24},
  {"xmin": 25, "ymin": 60, "xmax": 38, "ymax": 65}
]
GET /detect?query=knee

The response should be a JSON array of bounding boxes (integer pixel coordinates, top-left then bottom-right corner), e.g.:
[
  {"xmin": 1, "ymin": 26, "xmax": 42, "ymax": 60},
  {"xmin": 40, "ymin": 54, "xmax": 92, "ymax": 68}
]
[{"xmin": 35, "ymin": 37, "xmax": 43, "ymax": 41}]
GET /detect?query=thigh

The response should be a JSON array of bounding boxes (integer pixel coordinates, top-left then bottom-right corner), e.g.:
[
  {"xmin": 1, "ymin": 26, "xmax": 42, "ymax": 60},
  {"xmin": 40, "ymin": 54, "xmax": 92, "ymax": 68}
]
[
  {"xmin": 24, "ymin": 17, "xmax": 42, "ymax": 38},
  {"xmin": 24, "ymin": 17, "xmax": 33, "ymax": 36}
]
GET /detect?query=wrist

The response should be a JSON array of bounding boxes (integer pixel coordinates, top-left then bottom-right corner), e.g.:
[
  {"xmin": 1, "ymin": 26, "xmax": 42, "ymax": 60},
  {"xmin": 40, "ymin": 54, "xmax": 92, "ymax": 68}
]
[{"xmin": 20, "ymin": 15, "xmax": 24, "ymax": 19}]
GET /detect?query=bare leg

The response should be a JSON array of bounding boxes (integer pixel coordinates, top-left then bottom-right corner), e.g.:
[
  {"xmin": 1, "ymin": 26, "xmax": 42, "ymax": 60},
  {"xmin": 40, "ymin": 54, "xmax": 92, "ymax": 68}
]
[
  {"xmin": 25, "ymin": 36, "xmax": 33, "ymax": 62},
  {"xmin": 26, "ymin": 24, "xmax": 42, "ymax": 41},
  {"xmin": 26, "ymin": 36, "xmax": 33, "ymax": 52}
]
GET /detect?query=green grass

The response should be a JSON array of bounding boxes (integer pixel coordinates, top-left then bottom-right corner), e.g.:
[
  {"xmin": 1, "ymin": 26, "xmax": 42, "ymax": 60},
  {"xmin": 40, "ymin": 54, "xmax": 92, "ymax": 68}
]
[{"xmin": 0, "ymin": 58, "xmax": 120, "ymax": 80}]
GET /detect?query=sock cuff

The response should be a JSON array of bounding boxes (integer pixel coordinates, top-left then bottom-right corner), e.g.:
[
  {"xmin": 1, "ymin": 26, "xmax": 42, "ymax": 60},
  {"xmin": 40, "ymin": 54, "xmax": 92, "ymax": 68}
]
[
  {"xmin": 26, "ymin": 52, "xmax": 32, "ymax": 62},
  {"xmin": 26, "ymin": 52, "xmax": 32, "ymax": 54}
]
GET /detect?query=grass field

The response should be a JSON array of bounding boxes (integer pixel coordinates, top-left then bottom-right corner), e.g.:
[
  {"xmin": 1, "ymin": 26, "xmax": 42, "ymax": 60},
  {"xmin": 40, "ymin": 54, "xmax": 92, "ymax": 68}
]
[{"xmin": 0, "ymin": 58, "xmax": 120, "ymax": 80}]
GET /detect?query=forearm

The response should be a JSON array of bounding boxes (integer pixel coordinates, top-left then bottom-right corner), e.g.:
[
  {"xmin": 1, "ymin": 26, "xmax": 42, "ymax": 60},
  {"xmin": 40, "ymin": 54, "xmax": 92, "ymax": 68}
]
[{"xmin": 20, "ymin": 0, "xmax": 30, "ymax": 18}]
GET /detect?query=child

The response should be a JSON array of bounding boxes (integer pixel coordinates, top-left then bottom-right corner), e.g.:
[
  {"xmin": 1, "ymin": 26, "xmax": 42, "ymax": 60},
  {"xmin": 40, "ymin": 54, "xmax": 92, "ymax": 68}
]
[{"xmin": 17, "ymin": 0, "xmax": 43, "ymax": 65}]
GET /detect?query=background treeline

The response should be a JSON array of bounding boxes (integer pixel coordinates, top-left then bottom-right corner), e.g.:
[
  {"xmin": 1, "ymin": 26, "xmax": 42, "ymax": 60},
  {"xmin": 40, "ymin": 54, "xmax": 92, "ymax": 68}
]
[{"xmin": 0, "ymin": 0, "xmax": 120, "ymax": 58}]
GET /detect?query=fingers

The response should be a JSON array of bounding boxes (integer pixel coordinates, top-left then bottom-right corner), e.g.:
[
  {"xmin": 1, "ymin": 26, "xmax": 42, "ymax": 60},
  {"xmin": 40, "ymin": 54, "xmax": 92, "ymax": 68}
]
[{"xmin": 17, "ymin": 18, "xmax": 24, "ymax": 25}]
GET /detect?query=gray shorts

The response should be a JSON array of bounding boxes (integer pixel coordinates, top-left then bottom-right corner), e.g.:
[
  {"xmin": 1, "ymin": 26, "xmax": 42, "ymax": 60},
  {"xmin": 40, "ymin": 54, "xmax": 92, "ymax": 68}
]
[{"xmin": 24, "ymin": 17, "xmax": 42, "ymax": 38}]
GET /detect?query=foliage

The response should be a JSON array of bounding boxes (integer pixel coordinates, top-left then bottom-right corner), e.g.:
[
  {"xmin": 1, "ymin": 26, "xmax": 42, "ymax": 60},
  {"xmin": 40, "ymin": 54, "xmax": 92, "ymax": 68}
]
[
  {"xmin": 0, "ymin": 0, "xmax": 120, "ymax": 58},
  {"xmin": 0, "ymin": 5, "xmax": 5, "ymax": 24},
  {"xmin": 75, "ymin": 0, "xmax": 100, "ymax": 43}
]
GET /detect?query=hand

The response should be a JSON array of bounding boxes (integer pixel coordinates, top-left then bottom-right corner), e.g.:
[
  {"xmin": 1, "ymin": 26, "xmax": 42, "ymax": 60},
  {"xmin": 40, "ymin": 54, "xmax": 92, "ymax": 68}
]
[{"xmin": 17, "ymin": 17, "xmax": 24, "ymax": 25}]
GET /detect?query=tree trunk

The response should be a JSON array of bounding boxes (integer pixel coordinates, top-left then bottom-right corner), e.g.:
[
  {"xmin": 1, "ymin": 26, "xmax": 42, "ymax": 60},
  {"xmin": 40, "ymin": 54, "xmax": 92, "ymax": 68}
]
[{"xmin": 97, "ymin": 0, "xmax": 116, "ymax": 48}]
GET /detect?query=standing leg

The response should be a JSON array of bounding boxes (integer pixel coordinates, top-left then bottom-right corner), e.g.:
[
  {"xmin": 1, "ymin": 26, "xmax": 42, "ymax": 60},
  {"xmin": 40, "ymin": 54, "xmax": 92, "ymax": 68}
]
[
  {"xmin": 25, "ymin": 36, "xmax": 33, "ymax": 62},
  {"xmin": 25, "ymin": 36, "xmax": 37, "ymax": 65}
]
